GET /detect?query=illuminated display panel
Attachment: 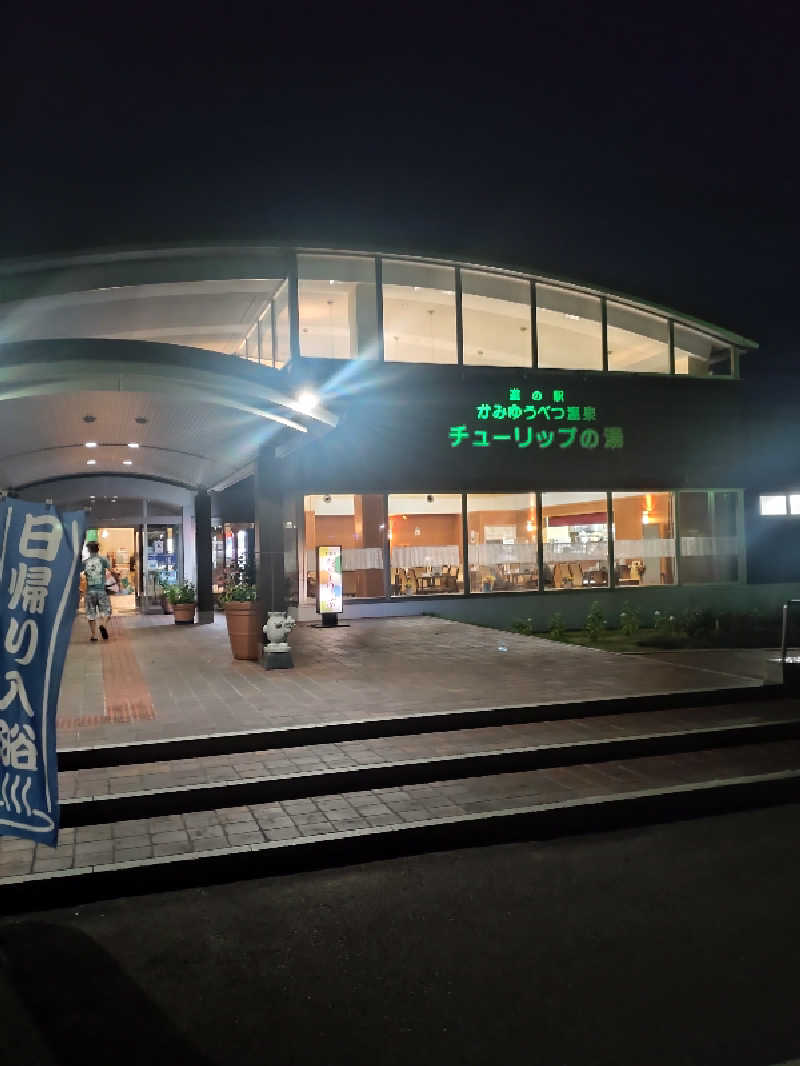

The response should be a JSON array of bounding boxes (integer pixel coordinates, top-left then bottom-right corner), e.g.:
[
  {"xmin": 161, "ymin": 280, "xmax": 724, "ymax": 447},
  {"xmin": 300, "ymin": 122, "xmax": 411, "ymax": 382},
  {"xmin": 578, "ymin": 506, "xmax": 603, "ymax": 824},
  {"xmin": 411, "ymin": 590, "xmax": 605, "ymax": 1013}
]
[{"xmin": 316, "ymin": 545, "xmax": 343, "ymax": 614}]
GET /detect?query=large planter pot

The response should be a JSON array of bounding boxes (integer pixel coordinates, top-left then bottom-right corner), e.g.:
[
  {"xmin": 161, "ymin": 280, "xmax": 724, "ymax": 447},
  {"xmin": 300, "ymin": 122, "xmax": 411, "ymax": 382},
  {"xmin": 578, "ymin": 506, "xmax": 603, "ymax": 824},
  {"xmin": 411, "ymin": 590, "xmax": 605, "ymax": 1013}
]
[
  {"xmin": 224, "ymin": 600, "xmax": 264, "ymax": 660},
  {"xmin": 172, "ymin": 601, "xmax": 196, "ymax": 624}
]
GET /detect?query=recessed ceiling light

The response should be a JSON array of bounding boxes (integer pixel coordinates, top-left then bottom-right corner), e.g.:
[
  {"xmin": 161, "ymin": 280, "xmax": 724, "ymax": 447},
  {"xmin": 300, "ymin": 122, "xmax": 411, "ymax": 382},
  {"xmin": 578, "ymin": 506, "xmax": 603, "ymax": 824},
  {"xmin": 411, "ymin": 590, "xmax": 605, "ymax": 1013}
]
[
  {"xmin": 85, "ymin": 441, "xmax": 98, "ymax": 448},
  {"xmin": 83, "ymin": 414, "xmax": 96, "ymax": 423},
  {"xmin": 135, "ymin": 417, "xmax": 148, "ymax": 425},
  {"xmin": 122, "ymin": 459, "xmax": 132, "ymax": 465},
  {"xmin": 127, "ymin": 442, "xmax": 139, "ymax": 448},
  {"xmin": 86, "ymin": 459, "xmax": 96, "ymax": 465}
]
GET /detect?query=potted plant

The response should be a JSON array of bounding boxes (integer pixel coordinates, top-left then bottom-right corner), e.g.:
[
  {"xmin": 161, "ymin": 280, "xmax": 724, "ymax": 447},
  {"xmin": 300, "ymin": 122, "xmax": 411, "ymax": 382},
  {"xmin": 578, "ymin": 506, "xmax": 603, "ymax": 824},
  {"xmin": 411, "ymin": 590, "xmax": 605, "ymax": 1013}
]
[
  {"xmin": 220, "ymin": 574, "xmax": 263, "ymax": 660},
  {"xmin": 167, "ymin": 581, "xmax": 197, "ymax": 624},
  {"xmin": 158, "ymin": 577, "xmax": 173, "ymax": 615}
]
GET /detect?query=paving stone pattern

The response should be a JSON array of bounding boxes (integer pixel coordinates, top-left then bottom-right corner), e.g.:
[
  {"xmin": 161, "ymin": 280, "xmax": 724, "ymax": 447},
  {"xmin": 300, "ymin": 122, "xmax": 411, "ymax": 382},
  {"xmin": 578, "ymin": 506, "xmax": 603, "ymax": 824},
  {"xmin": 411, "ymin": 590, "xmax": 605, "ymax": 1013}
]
[
  {"xmin": 57, "ymin": 612, "xmax": 761, "ymax": 750},
  {"xmin": 4, "ymin": 739, "xmax": 800, "ymax": 879},
  {"xmin": 57, "ymin": 698, "xmax": 800, "ymax": 800}
]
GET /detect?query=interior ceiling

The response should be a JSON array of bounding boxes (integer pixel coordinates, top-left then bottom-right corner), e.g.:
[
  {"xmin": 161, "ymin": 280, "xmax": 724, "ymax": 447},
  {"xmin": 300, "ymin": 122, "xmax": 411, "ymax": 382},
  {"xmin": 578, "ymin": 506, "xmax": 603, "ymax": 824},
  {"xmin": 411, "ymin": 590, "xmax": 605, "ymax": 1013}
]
[
  {"xmin": 0, "ymin": 279, "xmax": 281, "ymax": 356},
  {"xmin": 0, "ymin": 390, "xmax": 279, "ymax": 491}
]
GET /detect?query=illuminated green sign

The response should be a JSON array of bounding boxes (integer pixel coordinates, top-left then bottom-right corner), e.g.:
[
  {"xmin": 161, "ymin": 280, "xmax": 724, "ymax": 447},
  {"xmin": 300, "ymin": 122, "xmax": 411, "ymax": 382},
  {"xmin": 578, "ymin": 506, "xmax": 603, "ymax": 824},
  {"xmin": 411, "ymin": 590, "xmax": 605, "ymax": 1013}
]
[{"xmin": 448, "ymin": 386, "xmax": 624, "ymax": 451}]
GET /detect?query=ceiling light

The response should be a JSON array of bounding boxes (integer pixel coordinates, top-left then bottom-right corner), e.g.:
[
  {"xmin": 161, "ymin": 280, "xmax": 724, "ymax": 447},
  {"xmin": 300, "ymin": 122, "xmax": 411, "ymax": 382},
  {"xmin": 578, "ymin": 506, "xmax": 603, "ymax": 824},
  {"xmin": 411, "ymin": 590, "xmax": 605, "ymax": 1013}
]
[
  {"xmin": 89, "ymin": 495, "xmax": 95, "ymax": 499},
  {"xmin": 123, "ymin": 459, "xmax": 133, "ymax": 465},
  {"xmin": 135, "ymin": 416, "xmax": 148, "ymax": 424},
  {"xmin": 85, "ymin": 441, "xmax": 98, "ymax": 448},
  {"xmin": 295, "ymin": 390, "xmax": 318, "ymax": 414},
  {"xmin": 83, "ymin": 414, "xmax": 96, "ymax": 423},
  {"xmin": 86, "ymin": 459, "xmax": 96, "ymax": 465},
  {"xmin": 329, "ymin": 279, "xmax": 335, "ymax": 285},
  {"xmin": 102, "ymin": 530, "xmax": 109, "ymax": 539},
  {"xmin": 127, "ymin": 442, "xmax": 139, "ymax": 448}
]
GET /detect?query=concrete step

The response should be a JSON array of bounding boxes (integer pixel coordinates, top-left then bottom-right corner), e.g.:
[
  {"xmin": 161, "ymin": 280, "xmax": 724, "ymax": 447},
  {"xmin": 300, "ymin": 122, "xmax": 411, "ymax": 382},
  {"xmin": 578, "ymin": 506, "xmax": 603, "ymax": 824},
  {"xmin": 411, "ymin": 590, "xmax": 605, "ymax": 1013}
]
[
  {"xmin": 58, "ymin": 708, "xmax": 800, "ymax": 827},
  {"xmin": 3, "ymin": 737, "xmax": 800, "ymax": 912},
  {"xmin": 56, "ymin": 683, "xmax": 783, "ymax": 770}
]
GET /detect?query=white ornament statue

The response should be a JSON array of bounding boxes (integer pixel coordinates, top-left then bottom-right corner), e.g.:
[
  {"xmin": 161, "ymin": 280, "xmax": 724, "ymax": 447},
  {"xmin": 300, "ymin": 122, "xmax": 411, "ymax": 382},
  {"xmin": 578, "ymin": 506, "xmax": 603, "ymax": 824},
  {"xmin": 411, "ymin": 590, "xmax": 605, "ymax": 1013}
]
[{"xmin": 263, "ymin": 611, "xmax": 296, "ymax": 653}]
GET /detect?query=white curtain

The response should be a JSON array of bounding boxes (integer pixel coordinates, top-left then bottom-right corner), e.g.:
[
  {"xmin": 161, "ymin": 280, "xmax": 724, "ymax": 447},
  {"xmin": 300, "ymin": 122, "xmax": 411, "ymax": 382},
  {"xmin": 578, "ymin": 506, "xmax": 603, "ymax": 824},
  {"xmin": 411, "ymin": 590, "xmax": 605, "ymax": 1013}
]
[
  {"xmin": 470, "ymin": 543, "xmax": 538, "ymax": 565},
  {"xmin": 614, "ymin": 538, "xmax": 675, "ymax": 558},
  {"xmin": 390, "ymin": 545, "xmax": 460, "ymax": 568},
  {"xmin": 306, "ymin": 547, "xmax": 384, "ymax": 571},
  {"xmin": 679, "ymin": 536, "xmax": 739, "ymax": 557}
]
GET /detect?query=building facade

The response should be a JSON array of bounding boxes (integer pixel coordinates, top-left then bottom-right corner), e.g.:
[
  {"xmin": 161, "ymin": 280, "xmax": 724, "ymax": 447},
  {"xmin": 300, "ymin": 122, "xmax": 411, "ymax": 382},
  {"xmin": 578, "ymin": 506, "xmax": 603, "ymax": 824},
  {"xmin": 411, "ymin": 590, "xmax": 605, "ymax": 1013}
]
[{"xmin": 0, "ymin": 244, "xmax": 797, "ymax": 629}]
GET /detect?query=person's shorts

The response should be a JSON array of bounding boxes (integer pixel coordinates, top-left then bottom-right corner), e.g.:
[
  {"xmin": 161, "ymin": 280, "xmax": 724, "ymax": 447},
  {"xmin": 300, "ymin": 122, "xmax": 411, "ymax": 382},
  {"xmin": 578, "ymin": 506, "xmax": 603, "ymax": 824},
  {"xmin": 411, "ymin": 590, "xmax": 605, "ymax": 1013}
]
[{"xmin": 86, "ymin": 589, "xmax": 111, "ymax": 620}]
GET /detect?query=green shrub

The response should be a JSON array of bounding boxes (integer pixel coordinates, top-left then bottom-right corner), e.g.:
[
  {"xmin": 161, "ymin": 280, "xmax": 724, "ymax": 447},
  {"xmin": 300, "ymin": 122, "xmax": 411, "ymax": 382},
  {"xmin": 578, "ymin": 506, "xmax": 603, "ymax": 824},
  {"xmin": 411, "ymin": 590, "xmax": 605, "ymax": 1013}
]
[
  {"xmin": 684, "ymin": 607, "xmax": 716, "ymax": 638},
  {"xmin": 652, "ymin": 609, "xmax": 682, "ymax": 636},
  {"xmin": 618, "ymin": 601, "xmax": 640, "ymax": 637},
  {"xmin": 584, "ymin": 601, "xmax": 606, "ymax": 641},
  {"xmin": 548, "ymin": 612, "xmax": 567, "ymax": 641},
  {"xmin": 511, "ymin": 617, "xmax": 535, "ymax": 636},
  {"xmin": 166, "ymin": 581, "xmax": 196, "ymax": 605}
]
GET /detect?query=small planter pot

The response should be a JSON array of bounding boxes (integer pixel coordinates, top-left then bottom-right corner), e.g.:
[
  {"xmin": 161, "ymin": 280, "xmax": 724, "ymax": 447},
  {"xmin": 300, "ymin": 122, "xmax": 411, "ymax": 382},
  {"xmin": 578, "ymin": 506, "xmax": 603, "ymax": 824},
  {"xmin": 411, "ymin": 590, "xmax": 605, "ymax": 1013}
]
[
  {"xmin": 172, "ymin": 602, "xmax": 196, "ymax": 624},
  {"xmin": 224, "ymin": 600, "xmax": 264, "ymax": 660}
]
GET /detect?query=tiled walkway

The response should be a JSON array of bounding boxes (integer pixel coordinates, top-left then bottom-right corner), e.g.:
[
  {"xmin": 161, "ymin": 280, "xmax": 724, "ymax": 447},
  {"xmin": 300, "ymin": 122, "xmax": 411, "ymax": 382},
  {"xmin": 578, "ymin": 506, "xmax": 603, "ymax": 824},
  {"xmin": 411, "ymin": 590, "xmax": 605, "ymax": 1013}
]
[{"xmin": 56, "ymin": 611, "xmax": 764, "ymax": 750}]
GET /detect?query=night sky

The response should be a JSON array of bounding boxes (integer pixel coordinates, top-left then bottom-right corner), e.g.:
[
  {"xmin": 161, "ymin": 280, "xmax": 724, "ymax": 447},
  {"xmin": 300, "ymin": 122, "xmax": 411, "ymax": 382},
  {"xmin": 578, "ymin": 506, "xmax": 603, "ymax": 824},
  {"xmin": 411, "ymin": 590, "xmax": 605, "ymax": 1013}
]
[{"xmin": 1, "ymin": 4, "xmax": 797, "ymax": 374}]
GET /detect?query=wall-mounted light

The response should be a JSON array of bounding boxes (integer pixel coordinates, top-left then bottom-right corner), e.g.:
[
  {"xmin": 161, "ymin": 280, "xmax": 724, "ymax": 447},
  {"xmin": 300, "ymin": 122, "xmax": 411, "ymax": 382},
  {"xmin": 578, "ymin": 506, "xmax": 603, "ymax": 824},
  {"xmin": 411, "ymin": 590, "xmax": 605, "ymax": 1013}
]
[
  {"xmin": 127, "ymin": 442, "xmax": 139, "ymax": 449},
  {"xmin": 85, "ymin": 441, "xmax": 97, "ymax": 448},
  {"xmin": 295, "ymin": 390, "xmax": 318, "ymax": 414},
  {"xmin": 86, "ymin": 459, "xmax": 96, "ymax": 465}
]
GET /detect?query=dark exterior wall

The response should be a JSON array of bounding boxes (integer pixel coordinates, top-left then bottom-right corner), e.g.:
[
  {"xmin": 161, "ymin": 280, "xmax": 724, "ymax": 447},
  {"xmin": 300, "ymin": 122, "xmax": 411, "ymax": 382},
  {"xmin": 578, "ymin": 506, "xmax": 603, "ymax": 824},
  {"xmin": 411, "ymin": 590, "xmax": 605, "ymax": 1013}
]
[
  {"xmin": 745, "ymin": 490, "xmax": 800, "ymax": 583},
  {"xmin": 276, "ymin": 360, "xmax": 800, "ymax": 590},
  {"xmin": 280, "ymin": 363, "xmax": 748, "ymax": 494},
  {"xmin": 212, "ymin": 476, "xmax": 255, "ymax": 525}
]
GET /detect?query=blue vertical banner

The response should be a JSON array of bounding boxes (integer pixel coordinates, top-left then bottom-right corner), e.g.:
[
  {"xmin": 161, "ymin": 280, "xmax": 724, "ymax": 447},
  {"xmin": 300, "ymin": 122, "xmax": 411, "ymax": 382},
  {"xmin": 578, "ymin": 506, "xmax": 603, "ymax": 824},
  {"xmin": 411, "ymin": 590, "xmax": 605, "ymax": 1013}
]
[{"xmin": 0, "ymin": 500, "xmax": 86, "ymax": 846}]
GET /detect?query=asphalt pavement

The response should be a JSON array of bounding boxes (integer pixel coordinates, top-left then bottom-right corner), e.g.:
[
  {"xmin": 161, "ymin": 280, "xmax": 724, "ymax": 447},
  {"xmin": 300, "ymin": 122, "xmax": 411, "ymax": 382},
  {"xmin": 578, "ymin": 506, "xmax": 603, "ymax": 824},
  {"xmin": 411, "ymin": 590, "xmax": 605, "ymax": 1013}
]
[{"xmin": 2, "ymin": 803, "xmax": 800, "ymax": 1066}]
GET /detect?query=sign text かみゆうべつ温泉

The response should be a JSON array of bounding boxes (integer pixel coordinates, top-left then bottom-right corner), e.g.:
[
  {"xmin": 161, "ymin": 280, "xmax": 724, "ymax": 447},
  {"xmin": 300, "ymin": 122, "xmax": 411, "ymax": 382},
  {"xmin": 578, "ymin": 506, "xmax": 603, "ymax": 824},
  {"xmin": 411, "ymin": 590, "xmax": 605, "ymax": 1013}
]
[{"xmin": 448, "ymin": 386, "xmax": 624, "ymax": 451}]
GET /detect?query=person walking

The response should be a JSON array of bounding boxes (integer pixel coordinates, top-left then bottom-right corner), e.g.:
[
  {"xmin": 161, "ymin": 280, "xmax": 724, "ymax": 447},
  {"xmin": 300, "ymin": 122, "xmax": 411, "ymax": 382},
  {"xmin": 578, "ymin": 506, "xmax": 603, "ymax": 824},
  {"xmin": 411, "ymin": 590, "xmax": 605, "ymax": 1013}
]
[{"xmin": 83, "ymin": 540, "xmax": 112, "ymax": 641}]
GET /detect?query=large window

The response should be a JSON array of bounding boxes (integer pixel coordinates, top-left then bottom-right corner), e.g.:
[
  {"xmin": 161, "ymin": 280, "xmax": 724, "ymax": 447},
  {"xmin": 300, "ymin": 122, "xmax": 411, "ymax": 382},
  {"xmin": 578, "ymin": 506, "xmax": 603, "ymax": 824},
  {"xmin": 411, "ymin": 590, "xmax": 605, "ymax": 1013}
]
[
  {"xmin": 383, "ymin": 261, "xmax": 457, "ymax": 364},
  {"xmin": 467, "ymin": 493, "xmax": 538, "ymax": 592},
  {"xmin": 760, "ymin": 495, "xmax": 788, "ymax": 516},
  {"xmin": 536, "ymin": 285, "xmax": 603, "ymax": 370},
  {"xmin": 462, "ymin": 272, "xmax": 532, "ymax": 367},
  {"xmin": 607, "ymin": 303, "xmax": 669, "ymax": 373},
  {"xmin": 388, "ymin": 494, "xmax": 463, "ymax": 596},
  {"xmin": 612, "ymin": 492, "xmax": 675, "ymax": 585},
  {"xmin": 273, "ymin": 280, "xmax": 290, "ymax": 369},
  {"xmin": 298, "ymin": 255, "xmax": 378, "ymax": 360},
  {"xmin": 542, "ymin": 492, "xmax": 609, "ymax": 588},
  {"xmin": 678, "ymin": 490, "xmax": 743, "ymax": 582},
  {"xmin": 302, "ymin": 495, "xmax": 387, "ymax": 601},
  {"xmin": 674, "ymin": 325, "xmax": 732, "ymax": 377}
]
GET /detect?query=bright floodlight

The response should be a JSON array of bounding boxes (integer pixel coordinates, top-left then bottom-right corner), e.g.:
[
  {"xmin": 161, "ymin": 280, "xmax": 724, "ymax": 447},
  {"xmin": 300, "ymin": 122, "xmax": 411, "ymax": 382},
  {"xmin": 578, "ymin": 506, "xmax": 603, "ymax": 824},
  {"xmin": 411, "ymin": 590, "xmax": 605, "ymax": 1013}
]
[{"xmin": 295, "ymin": 390, "xmax": 319, "ymax": 413}]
